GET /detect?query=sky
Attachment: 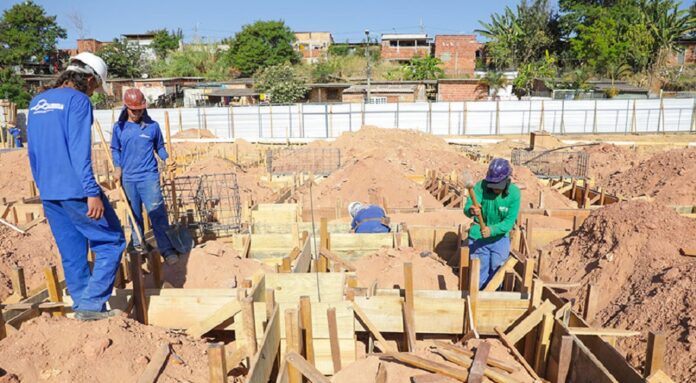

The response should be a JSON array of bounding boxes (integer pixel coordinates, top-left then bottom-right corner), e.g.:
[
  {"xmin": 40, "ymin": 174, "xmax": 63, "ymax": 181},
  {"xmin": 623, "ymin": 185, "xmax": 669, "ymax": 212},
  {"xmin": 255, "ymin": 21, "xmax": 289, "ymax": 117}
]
[{"xmin": 1, "ymin": 0, "xmax": 557, "ymax": 48}]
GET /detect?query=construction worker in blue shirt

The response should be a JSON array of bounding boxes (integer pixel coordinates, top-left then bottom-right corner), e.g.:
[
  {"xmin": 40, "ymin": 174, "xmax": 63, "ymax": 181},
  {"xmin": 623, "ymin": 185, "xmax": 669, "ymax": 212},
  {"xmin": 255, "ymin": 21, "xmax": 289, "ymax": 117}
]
[
  {"xmin": 27, "ymin": 52, "xmax": 126, "ymax": 321},
  {"xmin": 348, "ymin": 201, "xmax": 391, "ymax": 233},
  {"xmin": 111, "ymin": 88, "xmax": 180, "ymax": 265},
  {"xmin": 9, "ymin": 127, "xmax": 22, "ymax": 148},
  {"xmin": 464, "ymin": 158, "xmax": 521, "ymax": 289}
]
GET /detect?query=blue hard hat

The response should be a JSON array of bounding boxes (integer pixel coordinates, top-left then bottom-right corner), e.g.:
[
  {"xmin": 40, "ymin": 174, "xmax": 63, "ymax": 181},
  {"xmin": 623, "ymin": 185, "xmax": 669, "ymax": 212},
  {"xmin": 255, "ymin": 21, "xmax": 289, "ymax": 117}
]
[{"xmin": 485, "ymin": 158, "xmax": 512, "ymax": 189}]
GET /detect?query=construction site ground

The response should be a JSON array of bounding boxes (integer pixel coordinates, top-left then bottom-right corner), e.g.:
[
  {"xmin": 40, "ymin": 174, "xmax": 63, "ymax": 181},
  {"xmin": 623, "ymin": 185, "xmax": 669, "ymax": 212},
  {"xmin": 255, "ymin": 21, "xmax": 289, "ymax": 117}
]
[{"xmin": 1, "ymin": 126, "xmax": 695, "ymax": 383}]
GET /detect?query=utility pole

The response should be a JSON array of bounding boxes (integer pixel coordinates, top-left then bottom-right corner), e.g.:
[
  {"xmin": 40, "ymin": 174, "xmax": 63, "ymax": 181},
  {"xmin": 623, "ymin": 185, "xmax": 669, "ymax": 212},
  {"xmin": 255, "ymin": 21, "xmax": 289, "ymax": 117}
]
[{"xmin": 365, "ymin": 29, "xmax": 372, "ymax": 103}]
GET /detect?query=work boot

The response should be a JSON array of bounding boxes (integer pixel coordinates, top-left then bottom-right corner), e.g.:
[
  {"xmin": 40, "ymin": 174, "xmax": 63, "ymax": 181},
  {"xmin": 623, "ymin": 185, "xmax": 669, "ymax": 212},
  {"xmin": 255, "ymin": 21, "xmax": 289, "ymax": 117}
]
[
  {"xmin": 164, "ymin": 253, "xmax": 180, "ymax": 266},
  {"xmin": 75, "ymin": 309, "xmax": 123, "ymax": 321}
]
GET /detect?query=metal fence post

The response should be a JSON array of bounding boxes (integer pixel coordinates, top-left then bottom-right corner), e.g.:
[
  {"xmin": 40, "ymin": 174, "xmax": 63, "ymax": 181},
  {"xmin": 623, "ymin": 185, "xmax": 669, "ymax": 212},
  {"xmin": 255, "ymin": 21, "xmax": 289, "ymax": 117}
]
[
  {"xmin": 257, "ymin": 105, "xmax": 262, "ymax": 138},
  {"xmin": 361, "ymin": 101, "xmax": 366, "ymax": 127},
  {"xmin": 324, "ymin": 104, "xmax": 329, "ymax": 138},
  {"xmin": 230, "ymin": 106, "xmax": 235, "ymax": 139},
  {"xmin": 396, "ymin": 101, "xmax": 400, "ymax": 129},
  {"xmin": 348, "ymin": 103, "xmax": 353, "ymax": 132},
  {"xmin": 269, "ymin": 104, "xmax": 274, "ymax": 138},
  {"xmin": 288, "ymin": 105, "xmax": 293, "ymax": 139},
  {"xmin": 428, "ymin": 101, "xmax": 432, "ymax": 134},
  {"xmin": 690, "ymin": 99, "xmax": 696, "ymax": 132},
  {"xmin": 448, "ymin": 102, "xmax": 452, "ymax": 136},
  {"xmin": 539, "ymin": 100, "xmax": 545, "ymax": 132},
  {"xmin": 463, "ymin": 101, "xmax": 467, "ymax": 135},
  {"xmin": 495, "ymin": 100, "xmax": 500, "ymax": 135},
  {"xmin": 592, "ymin": 100, "xmax": 598, "ymax": 134},
  {"xmin": 559, "ymin": 99, "xmax": 565, "ymax": 135}
]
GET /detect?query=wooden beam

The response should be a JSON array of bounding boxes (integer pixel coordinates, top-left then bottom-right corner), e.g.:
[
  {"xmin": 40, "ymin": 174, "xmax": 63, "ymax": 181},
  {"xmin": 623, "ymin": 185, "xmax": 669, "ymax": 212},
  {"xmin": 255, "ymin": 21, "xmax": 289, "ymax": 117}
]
[
  {"xmin": 351, "ymin": 302, "xmax": 396, "ymax": 353},
  {"xmin": 225, "ymin": 346, "xmax": 247, "ymax": 374},
  {"xmin": 505, "ymin": 299, "xmax": 555, "ymax": 344},
  {"xmin": 300, "ymin": 296, "xmax": 316, "ymax": 365},
  {"xmin": 553, "ymin": 335, "xmax": 573, "ymax": 383},
  {"xmin": 679, "ymin": 247, "xmax": 696, "ymax": 257},
  {"xmin": 319, "ymin": 249, "xmax": 356, "ymax": 272},
  {"xmin": 494, "ymin": 327, "xmax": 542, "ymax": 381},
  {"xmin": 247, "ymin": 305, "xmax": 281, "ymax": 383},
  {"xmin": 402, "ymin": 301, "xmax": 416, "ymax": 352},
  {"xmin": 468, "ymin": 341, "xmax": 491, "ymax": 383},
  {"xmin": 375, "ymin": 361, "xmax": 387, "ymax": 383},
  {"xmin": 130, "ymin": 253, "xmax": 148, "ymax": 324},
  {"xmin": 327, "ymin": 307, "xmax": 342, "ymax": 374},
  {"xmin": 644, "ymin": 332, "xmax": 666, "ymax": 378},
  {"xmin": 568, "ymin": 327, "xmax": 641, "ymax": 337},
  {"xmin": 285, "ymin": 352, "xmax": 331, "ymax": 383},
  {"xmin": 285, "ymin": 309, "xmax": 302, "ymax": 383},
  {"xmin": 458, "ymin": 244, "xmax": 469, "ymax": 291},
  {"xmin": 187, "ymin": 301, "xmax": 241, "ymax": 339},
  {"xmin": 0, "ymin": 306, "xmax": 6, "ymax": 341},
  {"xmin": 533, "ymin": 313, "xmax": 554, "ymax": 375},
  {"xmin": 583, "ymin": 284, "xmax": 598, "ymax": 324},
  {"xmin": 320, "ymin": 217, "xmax": 329, "ymax": 250},
  {"xmin": 10, "ymin": 267, "xmax": 27, "ymax": 300},
  {"xmin": 208, "ymin": 342, "xmax": 228, "ymax": 383},
  {"xmin": 483, "ymin": 257, "xmax": 518, "ymax": 292},
  {"xmin": 386, "ymin": 353, "xmax": 469, "ymax": 381},
  {"xmin": 521, "ymin": 258, "xmax": 534, "ymax": 295},
  {"xmin": 43, "ymin": 265, "xmax": 63, "ymax": 317},
  {"xmin": 431, "ymin": 341, "xmax": 518, "ymax": 374},
  {"xmin": 136, "ymin": 343, "xmax": 170, "ymax": 383},
  {"xmin": 468, "ymin": 258, "xmax": 480, "ymax": 328},
  {"xmin": 242, "ymin": 296, "xmax": 258, "ymax": 361}
]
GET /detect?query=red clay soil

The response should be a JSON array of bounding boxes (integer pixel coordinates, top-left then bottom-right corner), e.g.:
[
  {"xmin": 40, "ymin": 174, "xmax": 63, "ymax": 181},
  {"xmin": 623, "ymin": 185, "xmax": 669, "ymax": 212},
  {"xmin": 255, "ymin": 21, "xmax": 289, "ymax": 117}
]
[
  {"xmin": 544, "ymin": 200, "xmax": 696, "ymax": 381},
  {"xmin": 172, "ymin": 128, "xmax": 217, "ymax": 139},
  {"xmin": 581, "ymin": 144, "xmax": 646, "ymax": 187},
  {"xmin": 0, "ymin": 224, "xmax": 60, "ymax": 302},
  {"xmin": 296, "ymin": 155, "xmax": 444, "ymax": 209},
  {"xmin": 160, "ymin": 240, "xmax": 273, "ymax": 288},
  {"xmin": 513, "ymin": 166, "xmax": 576, "ymax": 209},
  {"xmin": 604, "ymin": 147, "xmax": 696, "ymax": 205},
  {"xmin": 0, "ymin": 150, "xmax": 33, "ymax": 203},
  {"xmin": 0, "ymin": 315, "xmax": 209, "ymax": 383},
  {"xmin": 353, "ymin": 247, "xmax": 458, "ymax": 290}
]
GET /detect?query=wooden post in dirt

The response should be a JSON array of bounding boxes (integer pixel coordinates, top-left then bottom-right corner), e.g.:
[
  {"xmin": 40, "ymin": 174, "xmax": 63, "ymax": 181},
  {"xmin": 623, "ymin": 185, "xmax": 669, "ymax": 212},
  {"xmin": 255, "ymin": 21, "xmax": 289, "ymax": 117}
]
[
  {"xmin": 44, "ymin": 265, "xmax": 64, "ymax": 317},
  {"xmin": 469, "ymin": 258, "xmax": 480, "ymax": 328},
  {"xmin": 458, "ymin": 245, "xmax": 470, "ymax": 291},
  {"xmin": 583, "ymin": 284, "xmax": 598, "ymax": 324},
  {"xmin": 536, "ymin": 249, "xmax": 546, "ymax": 280},
  {"xmin": 521, "ymin": 258, "xmax": 535, "ymax": 295},
  {"xmin": 320, "ymin": 217, "xmax": 329, "ymax": 251},
  {"xmin": 130, "ymin": 252, "xmax": 148, "ymax": 324},
  {"xmin": 403, "ymin": 262, "xmax": 416, "ymax": 351},
  {"xmin": 299, "ymin": 296, "xmax": 315, "ymax": 365},
  {"xmin": 208, "ymin": 342, "xmax": 228, "ymax": 383},
  {"xmin": 11, "ymin": 267, "xmax": 27, "ymax": 300},
  {"xmin": 285, "ymin": 309, "xmax": 302, "ymax": 383},
  {"xmin": 0, "ymin": 306, "xmax": 6, "ymax": 340},
  {"xmin": 148, "ymin": 251, "xmax": 162, "ymax": 288},
  {"xmin": 265, "ymin": 289, "xmax": 276, "ymax": 328},
  {"xmin": 644, "ymin": 332, "xmax": 666, "ymax": 378},
  {"xmin": 327, "ymin": 307, "xmax": 342, "ymax": 373},
  {"xmin": 241, "ymin": 296, "xmax": 257, "ymax": 360},
  {"xmin": 552, "ymin": 335, "xmax": 573, "ymax": 383}
]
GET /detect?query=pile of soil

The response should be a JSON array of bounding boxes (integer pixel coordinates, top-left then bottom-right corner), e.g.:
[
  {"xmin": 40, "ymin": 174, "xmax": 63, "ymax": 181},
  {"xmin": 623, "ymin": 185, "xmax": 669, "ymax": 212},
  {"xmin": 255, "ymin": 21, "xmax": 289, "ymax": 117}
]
[
  {"xmin": 544, "ymin": 200, "xmax": 696, "ymax": 381},
  {"xmin": 297, "ymin": 156, "xmax": 443, "ymax": 209},
  {"xmin": 172, "ymin": 128, "xmax": 217, "ymax": 139},
  {"xmin": 0, "ymin": 151, "xmax": 33, "ymax": 203},
  {"xmin": 513, "ymin": 166, "xmax": 576, "ymax": 209},
  {"xmin": 353, "ymin": 247, "xmax": 458, "ymax": 290},
  {"xmin": 581, "ymin": 144, "xmax": 645, "ymax": 186},
  {"xmin": 0, "ymin": 224, "xmax": 60, "ymax": 301},
  {"xmin": 478, "ymin": 139, "xmax": 528, "ymax": 158},
  {"xmin": 0, "ymin": 315, "xmax": 209, "ymax": 383},
  {"xmin": 604, "ymin": 148, "xmax": 696, "ymax": 205},
  {"xmin": 161, "ymin": 240, "xmax": 273, "ymax": 288}
]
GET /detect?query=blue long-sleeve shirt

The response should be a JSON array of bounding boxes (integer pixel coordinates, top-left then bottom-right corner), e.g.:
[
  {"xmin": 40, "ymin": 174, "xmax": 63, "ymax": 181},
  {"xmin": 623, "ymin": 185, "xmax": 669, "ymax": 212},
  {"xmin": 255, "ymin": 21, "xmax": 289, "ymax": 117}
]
[
  {"xmin": 351, "ymin": 205, "xmax": 390, "ymax": 233},
  {"xmin": 27, "ymin": 87, "xmax": 101, "ymax": 200},
  {"xmin": 110, "ymin": 108, "xmax": 169, "ymax": 183}
]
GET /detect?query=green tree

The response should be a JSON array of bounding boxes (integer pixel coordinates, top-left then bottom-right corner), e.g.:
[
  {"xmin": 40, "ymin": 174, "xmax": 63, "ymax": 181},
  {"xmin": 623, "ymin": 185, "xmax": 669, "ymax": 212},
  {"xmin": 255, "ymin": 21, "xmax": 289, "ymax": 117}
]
[
  {"xmin": 254, "ymin": 63, "xmax": 308, "ymax": 103},
  {"xmin": 97, "ymin": 39, "xmax": 143, "ymax": 78},
  {"xmin": 149, "ymin": 46, "xmax": 234, "ymax": 80},
  {"xmin": 0, "ymin": 1, "xmax": 67, "ymax": 66},
  {"xmin": 0, "ymin": 68, "xmax": 32, "ymax": 108},
  {"xmin": 477, "ymin": 6, "xmax": 520, "ymax": 69},
  {"xmin": 477, "ymin": 71, "xmax": 510, "ymax": 99},
  {"xmin": 402, "ymin": 56, "xmax": 445, "ymax": 80},
  {"xmin": 225, "ymin": 20, "xmax": 299, "ymax": 76},
  {"xmin": 641, "ymin": 0, "xmax": 696, "ymax": 76},
  {"xmin": 150, "ymin": 29, "xmax": 182, "ymax": 59},
  {"xmin": 512, "ymin": 51, "xmax": 558, "ymax": 98}
]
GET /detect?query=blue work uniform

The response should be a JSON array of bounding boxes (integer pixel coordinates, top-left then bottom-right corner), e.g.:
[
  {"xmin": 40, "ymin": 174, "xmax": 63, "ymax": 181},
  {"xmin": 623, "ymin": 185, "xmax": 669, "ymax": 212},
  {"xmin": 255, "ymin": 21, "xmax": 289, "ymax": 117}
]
[
  {"xmin": 9, "ymin": 127, "xmax": 22, "ymax": 148},
  {"xmin": 111, "ymin": 108, "xmax": 176, "ymax": 258},
  {"xmin": 27, "ymin": 87, "xmax": 125, "ymax": 313},
  {"xmin": 351, "ymin": 205, "xmax": 390, "ymax": 233}
]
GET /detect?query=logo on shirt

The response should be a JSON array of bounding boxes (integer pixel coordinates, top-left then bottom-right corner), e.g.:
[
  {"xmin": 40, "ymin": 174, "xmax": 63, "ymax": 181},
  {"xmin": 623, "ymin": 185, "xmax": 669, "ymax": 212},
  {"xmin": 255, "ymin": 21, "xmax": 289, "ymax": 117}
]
[
  {"xmin": 499, "ymin": 206, "xmax": 509, "ymax": 213},
  {"xmin": 139, "ymin": 134, "xmax": 150, "ymax": 139},
  {"xmin": 30, "ymin": 99, "xmax": 65, "ymax": 114}
]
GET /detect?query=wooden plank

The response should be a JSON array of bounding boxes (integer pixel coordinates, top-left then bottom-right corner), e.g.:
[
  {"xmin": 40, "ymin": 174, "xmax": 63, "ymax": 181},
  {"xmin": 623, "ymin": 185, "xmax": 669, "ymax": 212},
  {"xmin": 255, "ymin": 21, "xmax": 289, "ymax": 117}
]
[
  {"xmin": 410, "ymin": 374, "xmax": 459, "ymax": 383},
  {"xmin": 521, "ymin": 259, "xmax": 534, "ymax": 295},
  {"xmin": 208, "ymin": 342, "xmax": 228, "ymax": 383},
  {"xmin": 285, "ymin": 352, "xmax": 330, "ymax": 383},
  {"xmin": 679, "ymin": 247, "xmax": 696, "ymax": 257},
  {"xmin": 646, "ymin": 370, "xmax": 677, "ymax": 383},
  {"xmin": 644, "ymin": 332, "xmax": 666, "ymax": 378},
  {"xmin": 319, "ymin": 249, "xmax": 356, "ymax": 272},
  {"xmin": 130, "ymin": 253, "xmax": 148, "ymax": 324},
  {"xmin": 0, "ymin": 306, "xmax": 6, "ymax": 340},
  {"xmin": 328, "ymin": 233, "xmax": 394, "ymax": 251},
  {"xmin": 533, "ymin": 313, "xmax": 554, "ymax": 375},
  {"xmin": 483, "ymin": 257, "xmax": 518, "ymax": 292},
  {"xmin": 568, "ymin": 327, "xmax": 641, "ymax": 337},
  {"xmin": 494, "ymin": 327, "xmax": 542, "ymax": 381},
  {"xmin": 552, "ymin": 335, "xmax": 573, "ymax": 383},
  {"xmin": 243, "ymin": 296, "xmax": 258, "ymax": 359},
  {"xmin": 136, "ymin": 343, "xmax": 170, "ymax": 383},
  {"xmin": 327, "ymin": 307, "xmax": 342, "ymax": 374},
  {"xmin": 388, "ymin": 353, "xmax": 469, "ymax": 381},
  {"xmin": 187, "ymin": 300, "xmax": 241, "ymax": 338},
  {"xmin": 402, "ymin": 301, "xmax": 416, "ymax": 352},
  {"xmin": 468, "ymin": 341, "xmax": 490, "ymax": 383},
  {"xmin": 10, "ymin": 267, "xmax": 27, "ymax": 300},
  {"xmin": 351, "ymin": 301, "xmax": 396, "ymax": 353},
  {"xmin": 375, "ymin": 362, "xmax": 387, "ymax": 383},
  {"xmin": 431, "ymin": 341, "xmax": 518, "ymax": 374},
  {"xmin": 293, "ymin": 237, "xmax": 312, "ymax": 273},
  {"xmin": 43, "ymin": 265, "xmax": 64, "ymax": 317},
  {"xmin": 583, "ymin": 284, "xmax": 598, "ymax": 324},
  {"xmin": 458, "ymin": 245, "xmax": 469, "ymax": 291},
  {"xmin": 300, "ymin": 296, "xmax": 316, "ymax": 365},
  {"xmin": 469, "ymin": 258, "xmax": 480, "ymax": 328},
  {"xmin": 247, "ymin": 305, "xmax": 281, "ymax": 383},
  {"xmin": 265, "ymin": 273, "xmax": 346, "ymax": 303},
  {"xmin": 285, "ymin": 309, "xmax": 302, "ymax": 383},
  {"xmin": 506, "ymin": 300, "xmax": 555, "ymax": 344}
]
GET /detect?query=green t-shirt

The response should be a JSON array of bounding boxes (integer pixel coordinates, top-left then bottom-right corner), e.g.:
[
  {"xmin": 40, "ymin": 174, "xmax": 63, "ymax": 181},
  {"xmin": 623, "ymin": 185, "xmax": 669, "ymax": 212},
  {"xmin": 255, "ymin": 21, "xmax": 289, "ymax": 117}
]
[{"xmin": 463, "ymin": 180, "xmax": 521, "ymax": 241}]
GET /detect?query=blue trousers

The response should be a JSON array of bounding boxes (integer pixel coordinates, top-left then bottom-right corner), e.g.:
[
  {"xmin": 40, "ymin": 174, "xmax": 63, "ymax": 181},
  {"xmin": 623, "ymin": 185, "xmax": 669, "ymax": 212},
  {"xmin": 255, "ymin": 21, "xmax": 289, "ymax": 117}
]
[
  {"xmin": 43, "ymin": 194, "xmax": 125, "ymax": 312},
  {"xmin": 122, "ymin": 178, "xmax": 176, "ymax": 257},
  {"xmin": 469, "ymin": 236, "xmax": 511, "ymax": 290}
]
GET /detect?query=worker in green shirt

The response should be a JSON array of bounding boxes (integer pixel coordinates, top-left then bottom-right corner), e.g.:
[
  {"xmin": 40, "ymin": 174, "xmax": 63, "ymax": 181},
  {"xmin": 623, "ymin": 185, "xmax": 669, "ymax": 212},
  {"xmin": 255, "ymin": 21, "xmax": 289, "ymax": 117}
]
[{"xmin": 464, "ymin": 158, "xmax": 521, "ymax": 289}]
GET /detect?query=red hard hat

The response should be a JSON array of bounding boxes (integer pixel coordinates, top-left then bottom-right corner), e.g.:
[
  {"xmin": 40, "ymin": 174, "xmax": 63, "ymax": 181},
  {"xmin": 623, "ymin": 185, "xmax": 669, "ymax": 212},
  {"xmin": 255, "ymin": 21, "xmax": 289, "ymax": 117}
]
[{"xmin": 123, "ymin": 88, "xmax": 147, "ymax": 110}]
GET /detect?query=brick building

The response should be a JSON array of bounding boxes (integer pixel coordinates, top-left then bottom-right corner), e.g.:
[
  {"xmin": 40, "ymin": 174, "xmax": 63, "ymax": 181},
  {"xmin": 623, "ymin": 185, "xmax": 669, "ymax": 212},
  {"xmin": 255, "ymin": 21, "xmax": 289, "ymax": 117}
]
[
  {"xmin": 437, "ymin": 79, "xmax": 487, "ymax": 101},
  {"xmin": 294, "ymin": 32, "xmax": 333, "ymax": 63},
  {"xmin": 76, "ymin": 39, "xmax": 110, "ymax": 54},
  {"xmin": 433, "ymin": 35, "xmax": 482, "ymax": 77},
  {"xmin": 380, "ymin": 34, "xmax": 431, "ymax": 62},
  {"xmin": 668, "ymin": 37, "xmax": 696, "ymax": 66}
]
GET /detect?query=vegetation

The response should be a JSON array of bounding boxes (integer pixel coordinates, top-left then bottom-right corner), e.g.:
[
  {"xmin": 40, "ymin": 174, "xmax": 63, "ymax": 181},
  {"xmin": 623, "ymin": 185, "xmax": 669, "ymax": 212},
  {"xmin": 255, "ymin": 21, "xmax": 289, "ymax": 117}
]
[
  {"xmin": 253, "ymin": 63, "xmax": 309, "ymax": 103},
  {"xmin": 150, "ymin": 29, "xmax": 182, "ymax": 59},
  {"xmin": 0, "ymin": 1, "xmax": 67, "ymax": 66},
  {"xmin": 0, "ymin": 68, "xmax": 31, "ymax": 108},
  {"xmin": 97, "ymin": 39, "xmax": 144, "ymax": 78},
  {"xmin": 223, "ymin": 20, "xmax": 299, "ymax": 77},
  {"xmin": 401, "ymin": 56, "xmax": 445, "ymax": 80}
]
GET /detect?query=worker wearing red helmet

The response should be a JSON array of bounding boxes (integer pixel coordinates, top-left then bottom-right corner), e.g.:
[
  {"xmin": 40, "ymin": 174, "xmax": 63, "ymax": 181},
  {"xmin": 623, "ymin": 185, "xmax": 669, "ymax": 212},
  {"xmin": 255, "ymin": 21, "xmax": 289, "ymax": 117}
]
[
  {"xmin": 111, "ymin": 88, "xmax": 180, "ymax": 264},
  {"xmin": 464, "ymin": 158, "xmax": 521, "ymax": 289}
]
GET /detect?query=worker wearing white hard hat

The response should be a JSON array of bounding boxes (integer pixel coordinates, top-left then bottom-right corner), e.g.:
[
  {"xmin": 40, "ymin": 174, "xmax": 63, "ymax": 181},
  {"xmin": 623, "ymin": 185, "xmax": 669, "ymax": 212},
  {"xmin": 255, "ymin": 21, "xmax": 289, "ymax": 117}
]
[
  {"xmin": 348, "ymin": 201, "xmax": 390, "ymax": 233},
  {"xmin": 27, "ymin": 52, "xmax": 126, "ymax": 321}
]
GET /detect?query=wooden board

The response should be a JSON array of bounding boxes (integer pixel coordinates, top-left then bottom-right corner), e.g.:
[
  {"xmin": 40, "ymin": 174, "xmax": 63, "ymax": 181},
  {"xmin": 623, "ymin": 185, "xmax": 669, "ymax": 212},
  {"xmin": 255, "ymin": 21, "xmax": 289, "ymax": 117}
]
[
  {"xmin": 264, "ymin": 273, "xmax": 348, "ymax": 304},
  {"xmin": 292, "ymin": 237, "xmax": 312, "ymax": 273},
  {"xmin": 247, "ymin": 305, "xmax": 281, "ymax": 383},
  {"xmin": 329, "ymin": 233, "xmax": 394, "ymax": 251}
]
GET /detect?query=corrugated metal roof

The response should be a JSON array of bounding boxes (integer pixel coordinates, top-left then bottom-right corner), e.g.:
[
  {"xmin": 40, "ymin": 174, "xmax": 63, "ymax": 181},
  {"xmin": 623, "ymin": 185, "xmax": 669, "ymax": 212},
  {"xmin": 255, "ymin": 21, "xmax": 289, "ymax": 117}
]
[
  {"xmin": 206, "ymin": 89, "xmax": 259, "ymax": 97},
  {"xmin": 381, "ymin": 33, "xmax": 428, "ymax": 40},
  {"xmin": 343, "ymin": 84, "xmax": 417, "ymax": 94}
]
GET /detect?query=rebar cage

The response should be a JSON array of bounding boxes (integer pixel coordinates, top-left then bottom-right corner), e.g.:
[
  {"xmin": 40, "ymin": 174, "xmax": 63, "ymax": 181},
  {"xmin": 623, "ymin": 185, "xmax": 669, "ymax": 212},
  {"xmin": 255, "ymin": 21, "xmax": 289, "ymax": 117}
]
[
  {"xmin": 511, "ymin": 149, "xmax": 589, "ymax": 179},
  {"xmin": 163, "ymin": 172, "xmax": 242, "ymax": 237},
  {"xmin": 266, "ymin": 148, "xmax": 341, "ymax": 176}
]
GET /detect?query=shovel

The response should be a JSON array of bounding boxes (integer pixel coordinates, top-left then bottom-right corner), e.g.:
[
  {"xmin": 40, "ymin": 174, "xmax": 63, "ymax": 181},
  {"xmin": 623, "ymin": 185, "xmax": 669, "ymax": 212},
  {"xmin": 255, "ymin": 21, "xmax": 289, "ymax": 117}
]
[{"xmin": 163, "ymin": 111, "xmax": 193, "ymax": 255}]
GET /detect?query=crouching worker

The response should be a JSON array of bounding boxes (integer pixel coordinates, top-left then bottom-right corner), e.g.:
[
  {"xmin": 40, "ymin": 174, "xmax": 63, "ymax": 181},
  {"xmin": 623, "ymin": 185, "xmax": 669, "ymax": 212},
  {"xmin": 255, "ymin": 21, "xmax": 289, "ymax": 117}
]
[
  {"xmin": 111, "ymin": 88, "xmax": 180, "ymax": 265},
  {"xmin": 464, "ymin": 158, "xmax": 520, "ymax": 289},
  {"xmin": 349, "ymin": 201, "xmax": 391, "ymax": 233},
  {"xmin": 27, "ymin": 52, "xmax": 126, "ymax": 320}
]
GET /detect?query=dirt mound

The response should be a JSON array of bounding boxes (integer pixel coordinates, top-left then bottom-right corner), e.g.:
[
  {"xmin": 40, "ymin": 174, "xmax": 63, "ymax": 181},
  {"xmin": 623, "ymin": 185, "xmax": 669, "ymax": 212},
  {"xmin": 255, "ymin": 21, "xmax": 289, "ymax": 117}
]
[
  {"xmin": 604, "ymin": 148, "xmax": 696, "ymax": 205},
  {"xmin": 172, "ymin": 128, "xmax": 217, "ymax": 139},
  {"xmin": 297, "ymin": 156, "xmax": 442, "ymax": 209},
  {"xmin": 479, "ymin": 139, "xmax": 528, "ymax": 158},
  {"xmin": 353, "ymin": 247, "xmax": 458, "ymax": 290},
  {"xmin": 0, "ymin": 315, "xmax": 209, "ymax": 383},
  {"xmin": 0, "ymin": 150, "xmax": 33, "ymax": 203},
  {"xmin": 581, "ymin": 144, "xmax": 645, "ymax": 186},
  {"xmin": 513, "ymin": 166, "xmax": 576, "ymax": 209},
  {"xmin": 0, "ymin": 224, "xmax": 60, "ymax": 301},
  {"xmin": 161, "ymin": 240, "xmax": 273, "ymax": 288},
  {"xmin": 544, "ymin": 200, "xmax": 696, "ymax": 381}
]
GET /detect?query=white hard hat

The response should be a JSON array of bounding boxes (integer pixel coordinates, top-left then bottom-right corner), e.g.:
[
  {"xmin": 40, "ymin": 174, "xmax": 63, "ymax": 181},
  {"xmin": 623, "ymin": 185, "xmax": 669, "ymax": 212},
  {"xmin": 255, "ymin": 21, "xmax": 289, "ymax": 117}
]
[
  {"xmin": 348, "ymin": 201, "xmax": 363, "ymax": 217},
  {"xmin": 69, "ymin": 52, "xmax": 108, "ymax": 89}
]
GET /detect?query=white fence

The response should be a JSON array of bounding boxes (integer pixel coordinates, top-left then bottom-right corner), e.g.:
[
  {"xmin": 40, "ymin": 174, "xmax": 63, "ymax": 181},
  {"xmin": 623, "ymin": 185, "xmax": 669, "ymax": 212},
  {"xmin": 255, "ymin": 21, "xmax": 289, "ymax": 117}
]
[{"xmin": 17, "ymin": 98, "xmax": 696, "ymax": 142}]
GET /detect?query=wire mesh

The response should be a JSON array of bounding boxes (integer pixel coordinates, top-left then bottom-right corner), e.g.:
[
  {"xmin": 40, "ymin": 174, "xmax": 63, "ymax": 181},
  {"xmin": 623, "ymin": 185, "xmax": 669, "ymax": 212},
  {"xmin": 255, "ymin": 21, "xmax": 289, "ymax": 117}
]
[
  {"xmin": 511, "ymin": 149, "xmax": 589, "ymax": 179},
  {"xmin": 267, "ymin": 147, "xmax": 341, "ymax": 176}
]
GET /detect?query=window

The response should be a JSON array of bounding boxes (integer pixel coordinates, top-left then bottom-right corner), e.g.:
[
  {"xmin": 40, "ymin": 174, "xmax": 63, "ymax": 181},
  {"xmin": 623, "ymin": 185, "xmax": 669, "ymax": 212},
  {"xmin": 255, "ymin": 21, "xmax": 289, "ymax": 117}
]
[{"xmin": 368, "ymin": 96, "xmax": 387, "ymax": 104}]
